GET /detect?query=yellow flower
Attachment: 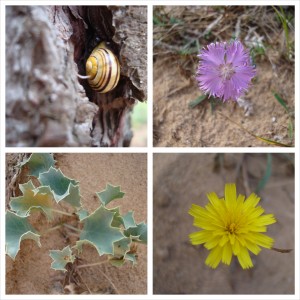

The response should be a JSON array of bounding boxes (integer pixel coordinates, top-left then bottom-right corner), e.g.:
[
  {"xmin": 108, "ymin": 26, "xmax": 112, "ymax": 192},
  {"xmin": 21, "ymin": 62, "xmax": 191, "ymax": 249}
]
[{"xmin": 189, "ymin": 183, "xmax": 276, "ymax": 269}]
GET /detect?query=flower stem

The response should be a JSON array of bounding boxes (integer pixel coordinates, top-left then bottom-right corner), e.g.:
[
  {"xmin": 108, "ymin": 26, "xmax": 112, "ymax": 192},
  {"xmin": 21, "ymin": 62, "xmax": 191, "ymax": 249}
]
[{"xmin": 271, "ymin": 247, "xmax": 293, "ymax": 253}]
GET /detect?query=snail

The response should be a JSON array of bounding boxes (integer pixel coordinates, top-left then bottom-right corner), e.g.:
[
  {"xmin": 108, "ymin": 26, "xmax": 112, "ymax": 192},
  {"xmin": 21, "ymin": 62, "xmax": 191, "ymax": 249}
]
[{"xmin": 79, "ymin": 42, "xmax": 120, "ymax": 93}]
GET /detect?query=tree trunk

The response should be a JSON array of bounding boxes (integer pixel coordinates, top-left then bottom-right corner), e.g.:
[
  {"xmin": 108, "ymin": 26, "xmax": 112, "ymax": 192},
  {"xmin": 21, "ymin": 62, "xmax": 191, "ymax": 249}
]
[{"xmin": 6, "ymin": 6, "xmax": 147, "ymax": 147}]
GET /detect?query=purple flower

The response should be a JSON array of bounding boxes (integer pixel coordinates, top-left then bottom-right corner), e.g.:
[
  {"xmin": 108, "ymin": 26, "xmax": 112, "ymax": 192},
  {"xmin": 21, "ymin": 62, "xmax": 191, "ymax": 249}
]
[{"xmin": 196, "ymin": 40, "xmax": 256, "ymax": 101}]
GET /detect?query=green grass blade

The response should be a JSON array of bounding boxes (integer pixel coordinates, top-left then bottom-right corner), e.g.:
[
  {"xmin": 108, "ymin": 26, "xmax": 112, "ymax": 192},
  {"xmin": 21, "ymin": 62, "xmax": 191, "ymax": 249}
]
[
  {"xmin": 256, "ymin": 154, "xmax": 272, "ymax": 193},
  {"xmin": 274, "ymin": 92, "xmax": 289, "ymax": 113},
  {"xmin": 189, "ymin": 95, "xmax": 207, "ymax": 108}
]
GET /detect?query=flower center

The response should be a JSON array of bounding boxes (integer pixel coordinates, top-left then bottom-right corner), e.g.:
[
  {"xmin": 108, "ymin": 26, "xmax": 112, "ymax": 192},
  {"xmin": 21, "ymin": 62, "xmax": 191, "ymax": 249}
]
[
  {"xmin": 227, "ymin": 223, "xmax": 237, "ymax": 234},
  {"xmin": 219, "ymin": 63, "xmax": 235, "ymax": 80}
]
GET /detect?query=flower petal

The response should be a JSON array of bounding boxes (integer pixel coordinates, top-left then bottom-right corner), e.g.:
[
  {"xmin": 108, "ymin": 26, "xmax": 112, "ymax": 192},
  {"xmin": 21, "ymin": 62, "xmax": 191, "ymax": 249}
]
[
  {"xmin": 222, "ymin": 242, "xmax": 233, "ymax": 265},
  {"xmin": 205, "ymin": 246, "xmax": 223, "ymax": 269},
  {"xmin": 237, "ymin": 247, "xmax": 253, "ymax": 269}
]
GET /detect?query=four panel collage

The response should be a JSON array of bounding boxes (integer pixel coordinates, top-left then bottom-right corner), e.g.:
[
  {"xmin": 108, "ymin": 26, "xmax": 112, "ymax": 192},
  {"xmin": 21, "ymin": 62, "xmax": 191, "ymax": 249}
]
[{"xmin": 1, "ymin": 1, "xmax": 298, "ymax": 299}]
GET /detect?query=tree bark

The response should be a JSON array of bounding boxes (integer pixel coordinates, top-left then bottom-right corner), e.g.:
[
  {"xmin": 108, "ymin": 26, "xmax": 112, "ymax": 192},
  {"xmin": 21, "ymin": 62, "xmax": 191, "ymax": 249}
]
[{"xmin": 6, "ymin": 6, "xmax": 147, "ymax": 147}]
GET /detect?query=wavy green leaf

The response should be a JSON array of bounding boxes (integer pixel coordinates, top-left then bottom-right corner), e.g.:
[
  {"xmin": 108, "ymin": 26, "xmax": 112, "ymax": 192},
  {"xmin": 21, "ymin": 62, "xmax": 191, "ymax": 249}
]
[
  {"xmin": 76, "ymin": 208, "xmax": 89, "ymax": 221},
  {"xmin": 76, "ymin": 206, "xmax": 124, "ymax": 256},
  {"xmin": 124, "ymin": 222, "xmax": 147, "ymax": 244},
  {"xmin": 122, "ymin": 211, "xmax": 136, "ymax": 229},
  {"xmin": 9, "ymin": 181, "xmax": 55, "ymax": 219},
  {"xmin": 96, "ymin": 184, "xmax": 125, "ymax": 206},
  {"xmin": 49, "ymin": 246, "xmax": 75, "ymax": 272},
  {"xmin": 38, "ymin": 167, "xmax": 81, "ymax": 207},
  {"xmin": 113, "ymin": 237, "xmax": 131, "ymax": 258},
  {"xmin": 6, "ymin": 211, "xmax": 41, "ymax": 260},
  {"xmin": 19, "ymin": 153, "xmax": 55, "ymax": 177},
  {"xmin": 124, "ymin": 253, "xmax": 137, "ymax": 265}
]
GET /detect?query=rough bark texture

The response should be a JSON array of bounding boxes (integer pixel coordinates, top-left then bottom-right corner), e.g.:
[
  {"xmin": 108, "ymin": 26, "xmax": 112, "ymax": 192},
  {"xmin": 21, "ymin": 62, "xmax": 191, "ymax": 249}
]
[{"xmin": 6, "ymin": 6, "xmax": 147, "ymax": 147}]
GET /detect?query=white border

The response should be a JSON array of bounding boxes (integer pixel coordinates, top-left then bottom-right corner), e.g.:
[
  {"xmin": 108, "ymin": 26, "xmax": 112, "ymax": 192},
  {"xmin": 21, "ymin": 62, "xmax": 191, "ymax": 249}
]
[{"xmin": 1, "ymin": 0, "xmax": 299, "ymax": 300}]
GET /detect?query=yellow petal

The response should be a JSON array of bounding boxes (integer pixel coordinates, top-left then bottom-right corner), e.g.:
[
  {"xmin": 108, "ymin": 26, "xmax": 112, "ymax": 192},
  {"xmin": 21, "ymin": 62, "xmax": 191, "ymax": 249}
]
[
  {"xmin": 221, "ymin": 242, "xmax": 233, "ymax": 265},
  {"xmin": 225, "ymin": 183, "xmax": 237, "ymax": 210},
  {"xmin": 237, "ymin": 247, "xmax": 253, "ymax": 269},
  {"xmin": 205, "ymin": 246, "xmax": 222, "ymax": 269},
  {"xmin": 243, "ymin": 193, "xmax": 260, "ymax": 211},
  {"xmin": 252, "ymin": 214, "xmax": 276, "ymax": 226},
  {"xmin": 232, "ymin": 238, "xmax": 240, "ymax": 255},
  {"xmin": 189, "ymin": 230, "xmax": 212, "ymax": 245},
  {"xmin": 246, "ymin": 232, "xmax": 274, "ymax": 249},
  {"xmin": 219, "ymin": 234, "xmax": 229, "ymax": 247},
  {"xmin": 204, "ymin": 236, "xmax": 221, "ymax": 250},
  {"xmin": 244, "ymin": 239, "xmax": 261, "ymax": 255}
]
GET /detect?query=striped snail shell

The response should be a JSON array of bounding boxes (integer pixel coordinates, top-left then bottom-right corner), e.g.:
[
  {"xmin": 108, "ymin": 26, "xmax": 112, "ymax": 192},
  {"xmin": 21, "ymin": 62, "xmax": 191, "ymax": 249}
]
[{"xmin": 86, "ymin": 42, "xmax": 120, "ymax": 93}]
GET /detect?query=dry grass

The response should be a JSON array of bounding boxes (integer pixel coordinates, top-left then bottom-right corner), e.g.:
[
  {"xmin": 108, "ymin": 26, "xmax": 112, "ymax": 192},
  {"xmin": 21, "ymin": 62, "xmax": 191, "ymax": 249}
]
[{"xmin": 153, "ymin": 6, "xmax": 295, "ymax": 78}]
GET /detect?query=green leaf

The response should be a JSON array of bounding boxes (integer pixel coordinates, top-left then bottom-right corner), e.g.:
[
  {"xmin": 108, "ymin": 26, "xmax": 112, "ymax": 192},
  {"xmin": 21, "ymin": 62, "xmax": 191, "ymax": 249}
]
[
  {"xmin": 108, "ymin": 207, "xmax": 124, "ymax": 228},
  {"xmin": 124, "ymin": 253, "xmax": 137, "ymax": 265},
  {"xmin": 76, "ymin": 206, "xmax": 124, "ymax": 256},
  {"xmin": 122, "ymin": 211, "xmax": 136, "ymax": 229},
  {"xmin": 38, "ymin": 167, "xmax": 81, "ymax": 207},
  {"xmin": 76, "ymin": 208, "xmax": 89, "ymax": 221},
  {"xmin": 124, "ymin": 222, "xmax": 147, "ymax": 244},
  {"xmin": 19, "ymin": 153, "xmax": 55, "ymax": 177},
  {"xmin": 6, "ymin": 211, "xmax": 41, "ymax": 260},
  {"xmin": 96, "ymin": 184, "xmax": 125, "ymax": 206},
  {"xmin": 189, "ymin": 95, "xmax": 207, "ymax": 109},
  {"xmin": 9, "ymin": 181, "xmax": 55, "ymax": 219},
  {"xmin": 49, "ymin": 246, "xmax": 75, "ymax": 272},
  {"xmin": 109, "ymin": 251, "xmax": 137, "ymax": 267},
  {"xmin": 256, "ymin": 154, "xmax": 272, "ymax": 193},
  {"xmin": 113, "ymin": 237, "xmax": 131, "ymax": 258},
  {"xmin": 274, "ymin": 92, "xmax": 289, "ymax": 113}
]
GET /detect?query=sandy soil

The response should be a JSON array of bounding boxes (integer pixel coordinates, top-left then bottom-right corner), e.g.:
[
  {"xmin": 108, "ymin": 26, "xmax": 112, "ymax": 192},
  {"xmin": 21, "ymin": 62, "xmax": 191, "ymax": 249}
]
[
  {"xmin": 6, "ymin": 153, "xmax": 147, "ymax": 295},
  {"xmin": 153, "ymin": 153, "xmax": 294, "ymax": 294},
  {"xmin": 153, "ymin": 6, "xmax": 294, "ymax": 147}
]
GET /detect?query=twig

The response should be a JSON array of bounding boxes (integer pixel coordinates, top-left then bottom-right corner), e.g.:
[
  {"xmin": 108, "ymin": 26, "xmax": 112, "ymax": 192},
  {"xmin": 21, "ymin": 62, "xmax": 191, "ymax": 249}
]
[
  {"xmin": 271, "ymin": 247, "xmax": 293, "ymax": 253},
  {"xmin": 52, "ymin": 209, "xmax": 74, "ymax": 217},
  {"xmin": 98, "ymin": 268, "xmax": 120, "ymax": 295},
  {"xmin": 63, "ymin": 223, "xmax": 82, "ymax": 233},
  {"xmin": 76, "ymin": 269, "xmax": 92, "ymax": 294},
  {"xmin": 77, "ymin": 259, "xmax": 109, "ymax": 269}
]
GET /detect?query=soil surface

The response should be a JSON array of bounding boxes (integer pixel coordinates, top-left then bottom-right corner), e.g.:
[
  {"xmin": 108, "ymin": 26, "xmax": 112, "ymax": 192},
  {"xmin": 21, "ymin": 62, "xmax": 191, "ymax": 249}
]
[
  {"xmin": 153, "ymin": 6, "xmax": 295, "ymax": 147},
  {"xmin": 6, "ymin": 153, "xmax": 147, "ymax": 295},
  {"xmin": 153, "ymin": 153, "xmax": 294, "ymax": 294}
]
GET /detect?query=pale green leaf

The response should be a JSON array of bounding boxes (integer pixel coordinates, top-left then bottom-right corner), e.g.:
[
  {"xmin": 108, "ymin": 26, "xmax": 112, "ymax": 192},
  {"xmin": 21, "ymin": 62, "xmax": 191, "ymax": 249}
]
[
  {"xmin": 96, "ymin": 184, "xmax": 125, "ymax": 206},
  {"xmin": 6, "ymin": 211, "xmax": 41, "ymax": 260},
  {"xmin": 76, "ymin": 206, "xmax": 124, "ymax": 256},
  {"xmin": 124, "ymin": 253, "xmax": 137, "ymax": 265},
  {"xmin": 108, "ymin": 207, "xmax": 124, "ymax": 228},
  {"xmin": 124, "ymin": 222, "xmax": 147, "ymax": 244},
  {"xmin": 122, "ymin": 211, "xmax": 136, "ymax": 229},
  {"xmin": 10, "ymin": 180, "xmax": 55, "ymax": 219},
  {"xmin": 109, "ymin": 258, "xmax": 126, "ymax": 267},
  {"xmin": 19, "ymin": 153, "xmax": 55, "ymax": 177},
  {"xmin": 113, "ymin": 237, "xmax": 131, "ymax": 258},
  {"xmin": 76, "ymin": 208, "xmax": 89, "ymax": 221},
  {"xmin": 38, "ymin": 167, "xmax": 81, "ymax": 207},
  {"xmin": 49, "ymin": 246, "xmax": 75, "ymax": 272}
]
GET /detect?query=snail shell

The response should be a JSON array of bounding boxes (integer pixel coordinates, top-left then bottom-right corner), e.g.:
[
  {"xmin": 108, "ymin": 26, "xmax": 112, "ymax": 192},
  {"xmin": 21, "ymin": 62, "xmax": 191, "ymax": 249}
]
[{"xmin": 86, "ymin": 43, "xmax": 120, "ymax": 93}]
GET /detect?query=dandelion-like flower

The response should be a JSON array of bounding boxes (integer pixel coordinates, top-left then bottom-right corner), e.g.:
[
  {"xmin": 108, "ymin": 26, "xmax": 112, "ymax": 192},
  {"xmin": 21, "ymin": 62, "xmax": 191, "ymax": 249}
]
[
  {"xmin": 189, "ymin": 183, "xmax": 276, "ymax": 269},
  {"xmin": 196, "ymin": 40, "xmax": 256, "ymax": 101}
]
